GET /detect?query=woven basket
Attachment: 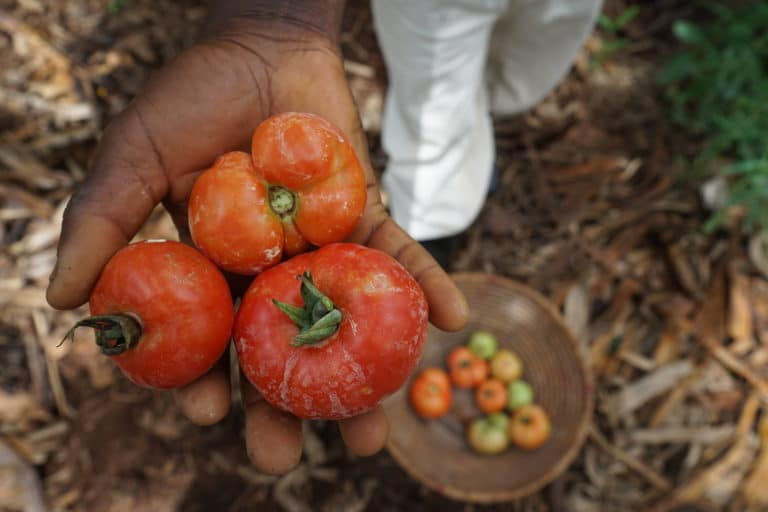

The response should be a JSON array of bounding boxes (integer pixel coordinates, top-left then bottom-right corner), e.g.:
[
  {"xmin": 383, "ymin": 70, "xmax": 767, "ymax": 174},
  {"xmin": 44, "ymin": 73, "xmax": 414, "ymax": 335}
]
[{"xmin": 384, "ymin": 272, "xmax": 594, "ymax": 503}]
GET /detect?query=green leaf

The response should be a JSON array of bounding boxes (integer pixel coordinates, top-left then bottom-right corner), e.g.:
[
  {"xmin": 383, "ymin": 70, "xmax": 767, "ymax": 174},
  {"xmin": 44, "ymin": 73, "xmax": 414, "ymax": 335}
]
[
  {"xmin": 673, "ymin": 20, "xmax": 706, "ymax": 45},
  {"xmin": 108, "ymin": 0, "xmax": 127, "ymax": 14},
  {"xmin": 614, "ymin": 5, "xmax": 641, "ymax": 30},
  {"xmin": 658, "ymin": 53, "xmax": 696, "ymax": 83},
  {"xmin": 597, "ymin": 14, "xmax": 616, "ymax": 32}
]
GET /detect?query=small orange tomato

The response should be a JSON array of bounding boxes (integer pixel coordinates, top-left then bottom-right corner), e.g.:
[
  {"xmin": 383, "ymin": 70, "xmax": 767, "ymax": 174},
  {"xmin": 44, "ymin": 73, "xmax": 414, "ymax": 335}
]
[
  {"xmin": 410, "ymin": 368, "xmax": 452, "ymax": 419},
  {"xmin": 447, "ymin": 347, "xmax": 487, "ymax": 388},
  {"xmin": 508, "ymin": 404, "xmax": 551, "ymax": 450},
  {"xmin": 447, "ymin": 346, "xmax": 475, "ymax": 388},
  {"xmin": 470, "ymin": 357, "xmax": 490, "ymax": 385},
  {"xmin": 475, "ymin": 379, "xmax": 508, "ymax": 414}
]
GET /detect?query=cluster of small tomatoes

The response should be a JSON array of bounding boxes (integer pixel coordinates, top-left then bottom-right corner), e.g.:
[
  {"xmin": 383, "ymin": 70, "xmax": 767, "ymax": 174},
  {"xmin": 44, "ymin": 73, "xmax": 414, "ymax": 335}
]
[
  {"xmin": 67, "ymin": 113, "xmax": 429, "ymax": 421},
  {"xmin": 409, "ymin": 331, "xmax": 551, "ymax": 455}
]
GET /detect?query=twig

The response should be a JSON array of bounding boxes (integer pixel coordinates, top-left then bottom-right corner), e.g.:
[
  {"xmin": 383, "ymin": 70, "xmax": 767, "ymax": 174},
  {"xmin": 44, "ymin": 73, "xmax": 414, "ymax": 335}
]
[
  {"xmin": 652, "ymin": 393, "xmax": 761, "ymax": 511},
  {"xmin": 43, "ymin": 349, "xmax": 76, "ymax": 419},
  {"xmin": 697, "ymin": 332, "xmax": 768, "ymax": 401},
  {"xmin": 589, "ymin": 424, "xmax": 672, "ymax": 492},
  {"xmin": 25, "ymin": 311, "xmax": 50, "ymax": 408}
]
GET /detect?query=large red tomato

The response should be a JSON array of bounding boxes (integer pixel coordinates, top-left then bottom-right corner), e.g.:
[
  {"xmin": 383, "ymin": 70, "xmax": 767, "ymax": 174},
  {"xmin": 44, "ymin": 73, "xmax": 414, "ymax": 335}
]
[
  {"xmin": 234, "ymin": 243, "xmax": 428, "ymax": 419},
  {"xmin": 69, "ymin": 240, "xmax": 234, "ymax": 389},
  {"xmin": 188, "ymin": 112, "xmax": 367, "ymax": 274}
]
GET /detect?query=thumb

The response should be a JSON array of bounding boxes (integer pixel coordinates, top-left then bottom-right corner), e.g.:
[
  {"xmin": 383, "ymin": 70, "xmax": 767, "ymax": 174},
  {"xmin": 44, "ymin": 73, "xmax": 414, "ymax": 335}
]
[{"xmin": 47, "ymin": 104, "xmax": 169, "ymax": 309}]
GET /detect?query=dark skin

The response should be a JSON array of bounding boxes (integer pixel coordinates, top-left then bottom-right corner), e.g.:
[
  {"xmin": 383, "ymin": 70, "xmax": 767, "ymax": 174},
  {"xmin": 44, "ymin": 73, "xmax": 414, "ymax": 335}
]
[{"xmin": 46, "ymin": 0, "xmax": 469, "ymax": 475}]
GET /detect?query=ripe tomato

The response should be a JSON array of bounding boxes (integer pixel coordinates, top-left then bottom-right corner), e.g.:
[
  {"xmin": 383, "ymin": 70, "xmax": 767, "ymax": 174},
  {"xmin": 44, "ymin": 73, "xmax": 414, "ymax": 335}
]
[
  {"xmin": 234, "ymin": 243, "xmax": 428, "ymax": 420},
  {"xmin": 447, "ymin": 346, "xmax": 488, "ymax": 388},
  {"xmin": 475, "ymin": 379, "xmax": 508, "ymax": 414},
  {"xmin": 189, "ymin": 113, "xmax": 367, "ymax": 274},
  {"xmin": 410, "ymin": 368, "xmax": 452, "ymax": 419},
  {"xmin": 508, "ymin": 404, "xmax": 551, "ymax": 450},
  {"xmin": 68, "ymin": 240, "xmax": 234, "ymax": 389}
]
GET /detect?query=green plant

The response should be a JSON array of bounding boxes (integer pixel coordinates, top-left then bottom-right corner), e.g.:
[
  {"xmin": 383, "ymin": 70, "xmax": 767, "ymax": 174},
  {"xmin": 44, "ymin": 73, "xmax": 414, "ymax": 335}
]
[
  {"xmin": 659, "ymin": 2, "xmax": 768, "ymax": 232},
  {"xmin": 108, "ymin": 0, "xmax": 128, "ymax": 14},
  {"xmin": 593, "ymin": 5, "xmax": 640, "ymax": 64}
]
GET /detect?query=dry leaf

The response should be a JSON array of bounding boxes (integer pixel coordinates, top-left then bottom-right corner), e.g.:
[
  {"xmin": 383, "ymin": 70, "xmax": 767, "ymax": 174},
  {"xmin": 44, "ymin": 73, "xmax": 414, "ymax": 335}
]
[{"xmin": 605, "ymin": 360, "xmax": 693, "ymax": 421}]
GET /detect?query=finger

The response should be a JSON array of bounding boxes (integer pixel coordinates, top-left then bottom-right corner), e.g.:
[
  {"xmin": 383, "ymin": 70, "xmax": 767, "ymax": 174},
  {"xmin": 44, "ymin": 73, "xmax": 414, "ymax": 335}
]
[
  {"xmin": 244, "ymin": 398, "xmax": 304, "ymax": 475},
  {"xmin": 338, "ymin": 406, "xmax": 389, "ymax": 457},
  {"xmin": 175, "ymin": 367, "xmax": 231, "ymax": 426},
  {"xmin": 364, "ymin": 213, "xmax": 470, "ymax": 332},
  {"xmin": 47, "ymin": 105, "xmax": 169, "ymax": 309}
]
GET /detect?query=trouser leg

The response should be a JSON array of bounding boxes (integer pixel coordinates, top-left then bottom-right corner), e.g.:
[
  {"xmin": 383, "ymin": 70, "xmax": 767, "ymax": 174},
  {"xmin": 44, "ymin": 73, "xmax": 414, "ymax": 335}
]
[{"xmin": 372, "ymin": 0, "xmax": 507, "ymax": 240}]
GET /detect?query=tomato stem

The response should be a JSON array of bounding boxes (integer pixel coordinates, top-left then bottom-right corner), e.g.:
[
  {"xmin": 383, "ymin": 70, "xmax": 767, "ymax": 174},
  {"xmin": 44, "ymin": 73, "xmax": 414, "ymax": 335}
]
[
  {"xmin": 60, "ymin": 314, "xmax": 142, "ymax": 356},
  {"xmin": 269, "ymin": 186, "xmax": 296, "ymax": 216},
  {"xmin": 273, "ymin": 271, "xmax": 342, "ymax": 347}
]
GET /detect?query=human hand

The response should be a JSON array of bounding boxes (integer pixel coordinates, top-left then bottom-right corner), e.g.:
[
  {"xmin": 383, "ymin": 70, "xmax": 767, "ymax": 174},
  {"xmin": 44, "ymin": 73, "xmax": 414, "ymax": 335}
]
[{"xmin": 47, "ymin": 1, "xmax": 468, "ymax": 474}]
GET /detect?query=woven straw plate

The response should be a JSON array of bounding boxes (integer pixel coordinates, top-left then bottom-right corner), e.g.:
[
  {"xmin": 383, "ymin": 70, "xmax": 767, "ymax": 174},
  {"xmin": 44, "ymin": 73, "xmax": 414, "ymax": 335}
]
[{"xmin": 384, "ymin": 272, "xmax": 593, "ymax": 503}]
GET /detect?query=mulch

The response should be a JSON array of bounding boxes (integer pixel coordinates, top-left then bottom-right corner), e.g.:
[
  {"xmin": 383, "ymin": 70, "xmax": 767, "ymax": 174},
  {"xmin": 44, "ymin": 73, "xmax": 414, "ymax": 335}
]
[{"xmin": 2, "ymin": 0, "xmax": 767, "ymax": 510}]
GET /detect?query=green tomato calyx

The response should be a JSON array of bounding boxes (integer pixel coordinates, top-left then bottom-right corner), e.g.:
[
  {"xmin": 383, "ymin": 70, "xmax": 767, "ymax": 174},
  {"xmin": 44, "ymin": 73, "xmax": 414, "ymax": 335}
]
[
  {"xmin": 60, "ymin": 314, "xmax": 143, "ymax": 356},
  {"xmin": 273, "ymin": 271, "xmax": 342, "ymax": 347},
  {"xmin": 268, "ymin": 186, "xmax": 296, "ymax": 217}
]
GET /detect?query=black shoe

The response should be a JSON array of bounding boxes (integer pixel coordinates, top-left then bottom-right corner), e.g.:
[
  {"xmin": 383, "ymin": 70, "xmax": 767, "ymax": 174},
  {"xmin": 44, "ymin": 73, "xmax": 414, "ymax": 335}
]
[{"xmin": 420, "ymin": 235, "xmax": 461, "ymax": 270}]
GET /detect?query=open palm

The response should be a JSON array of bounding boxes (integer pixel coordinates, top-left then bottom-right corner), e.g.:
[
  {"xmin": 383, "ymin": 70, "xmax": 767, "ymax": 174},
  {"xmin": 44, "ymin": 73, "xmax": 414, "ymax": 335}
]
[{"xmin": 47, "ymin": 17, "xmax": 468, "ymax": 474}]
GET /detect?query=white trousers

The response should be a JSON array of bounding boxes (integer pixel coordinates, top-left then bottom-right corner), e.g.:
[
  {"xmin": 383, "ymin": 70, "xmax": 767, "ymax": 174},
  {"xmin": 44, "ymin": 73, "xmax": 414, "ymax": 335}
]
[{"xmin": 372, "ymin": 0, "xmax": 603, "ymax": 240}]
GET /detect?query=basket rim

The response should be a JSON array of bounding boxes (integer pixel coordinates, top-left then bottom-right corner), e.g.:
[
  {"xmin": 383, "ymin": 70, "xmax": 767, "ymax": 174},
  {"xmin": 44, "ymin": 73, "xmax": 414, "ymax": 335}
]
[{"xmin": 385, "ymin": 271, "xmax": 595, "ymax": 503}]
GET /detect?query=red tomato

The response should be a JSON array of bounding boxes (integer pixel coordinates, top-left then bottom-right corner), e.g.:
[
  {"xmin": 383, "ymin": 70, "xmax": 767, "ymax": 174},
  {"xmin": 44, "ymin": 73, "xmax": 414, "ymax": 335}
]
[
  {"xmin": 80, "ymin": 240, "xmax": 234, "ymax": 389},
  {"xmin": 189, "ymin": 113, "xmax": 367, "ymax": 274},
  {"xmin": 475, "ymin": 378, "xmax": 508, "ymax": 414},
  {"xmin": 410, "ymin": 368, "xmax": 452, "ymax": 419},
  {"xmin": 447, "ymin": 346, "xmax": 488, "ymax": 388},
  {"xmin": 234, "ymin": 243, "xmax": 428, "ymax": 420}
]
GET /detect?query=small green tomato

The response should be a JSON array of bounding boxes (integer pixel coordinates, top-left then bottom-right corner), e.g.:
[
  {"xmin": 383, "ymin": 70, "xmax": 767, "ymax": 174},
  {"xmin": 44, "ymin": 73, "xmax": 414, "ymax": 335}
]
[
  {"xmin": 468, "ymin": 330, "xmax": 498, "ymax": 359},
  {"xmin": 490, "ymin": 349, "xmax": 523, "ymax": 382},
  {"xmin": 467, "ymin": 416, "xmax": 510, "ymax": 455},
  {"xmin": 507, "ymin": 380, "xmax": 534, "ymax": 411},
  {"xmin": 486, "ymin": 412, "xmax": 509, "ymax": 432}
]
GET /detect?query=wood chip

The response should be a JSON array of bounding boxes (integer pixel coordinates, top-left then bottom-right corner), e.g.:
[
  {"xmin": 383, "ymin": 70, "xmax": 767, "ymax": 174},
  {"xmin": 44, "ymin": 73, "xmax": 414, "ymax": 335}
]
[
  {"xmin": 0, "ymin": 389, "xmax": 50, "ymax": 429},
  {"xmin": 0, "ymin": 439, "xmax": 47, "ymax": 512},
  {"xmin": 671, "ymin": 393, "xmax": 760, "ymax": 506},
  {"xmin": 628, "ymin": 426, "xmax": 735, "ymax": 445},
  {"xmin": 606, "ymin": 360, "xmax": 693, "ymax": 421},
  {"xmin": 564, "ymin": 280, "xmax": 590, "ymax": 346},
  {"xmin": 727, "ymin": 264, "xmax": 754, "ymax": 351},
  {"xmin": 649, "ymin": 365, "xmax": 701, "ymax": 428},
  {"xmin": 667, "ymin": 242, "xmax": 704, "ymax": 300},
  {"xmin": 749, "ymin": 230, "xmax": 768, "ymax": 280},
  {"xmin": 742, "ymin": 416, "xmax": 768, "ymax": 507},
  {"xmin": 0, "ymin": 146, "xmax": 72, "ymax": 190},
  {"xmin": 653, "ymin": 320, "xmax": 686, "ymax": 366}
]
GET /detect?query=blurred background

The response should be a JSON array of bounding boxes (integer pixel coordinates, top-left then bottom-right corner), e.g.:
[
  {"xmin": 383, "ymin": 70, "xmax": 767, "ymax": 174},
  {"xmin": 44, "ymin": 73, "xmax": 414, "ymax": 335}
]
[{"xmin": 2, "ymin": 0, "xmax": 768, "ymax": 510}]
